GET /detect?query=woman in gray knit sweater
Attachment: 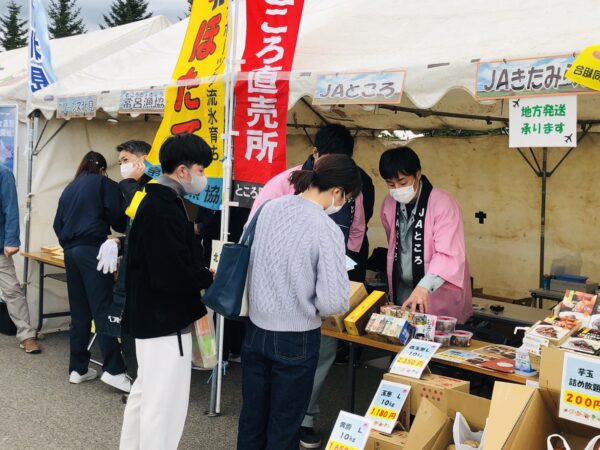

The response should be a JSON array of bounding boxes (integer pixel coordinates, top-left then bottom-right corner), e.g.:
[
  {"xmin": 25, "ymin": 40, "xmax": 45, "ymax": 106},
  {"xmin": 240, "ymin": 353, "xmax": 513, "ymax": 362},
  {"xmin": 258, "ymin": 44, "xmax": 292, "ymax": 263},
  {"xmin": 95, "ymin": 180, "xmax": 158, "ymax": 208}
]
[{"xmin": 237, "ymin": 154, "xmax": 362, "ymax": 450}]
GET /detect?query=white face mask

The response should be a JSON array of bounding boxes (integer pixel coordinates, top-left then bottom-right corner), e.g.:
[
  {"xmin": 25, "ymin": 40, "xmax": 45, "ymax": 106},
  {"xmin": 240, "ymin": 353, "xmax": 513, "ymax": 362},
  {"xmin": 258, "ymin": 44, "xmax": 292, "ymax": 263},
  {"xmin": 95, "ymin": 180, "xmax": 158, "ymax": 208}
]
[
  {"xmin": 390, "ymin": 184, "xmax": 416, "ymax": 204},
  {"xmin": 180, "ymin": 168, "xmax": 207, "ymax": 195},
  {"xmin": 325, "ymin": 191, "xmax": 345, "ymax": 215},
  {"xmin": 120, "ymin": 162, "xmax": 135, "ymax": 179}
]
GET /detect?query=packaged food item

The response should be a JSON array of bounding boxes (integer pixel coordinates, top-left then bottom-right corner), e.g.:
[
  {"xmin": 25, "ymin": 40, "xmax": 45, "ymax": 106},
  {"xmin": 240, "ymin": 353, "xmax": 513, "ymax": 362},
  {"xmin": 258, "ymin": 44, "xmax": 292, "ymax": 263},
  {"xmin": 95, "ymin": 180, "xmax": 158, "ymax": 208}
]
[
  {"xmin": 451, "ymin": 330, "xmax": 473, "ymax": 347},
  {"xmin": 414, "ymin": 313, "xmax": 437, "ymax": 341},
  {"xmin": 381, "ymin": 317, "xmax": 413, "ymax": 345},
  {"xmin": 560, "ymin": 327, "xmax": 600, "ymax": 355},
  {"xmin": 436, "ymin": 316, "xmax": 458, "ymax": 333},
  {"xmin": 344, "ymin": 291, "xmax": 386, "ymax": 336},
  {"xmin": 365, "ymin": 313, "xmax": 388, "ymax": 341},
  {"xmin": 435, "ymin": 331, "xmax": 452, "ymax": 347},
  {"xmin": 380, "ymin": 304, "xmax": 403, "ymax": 318}
]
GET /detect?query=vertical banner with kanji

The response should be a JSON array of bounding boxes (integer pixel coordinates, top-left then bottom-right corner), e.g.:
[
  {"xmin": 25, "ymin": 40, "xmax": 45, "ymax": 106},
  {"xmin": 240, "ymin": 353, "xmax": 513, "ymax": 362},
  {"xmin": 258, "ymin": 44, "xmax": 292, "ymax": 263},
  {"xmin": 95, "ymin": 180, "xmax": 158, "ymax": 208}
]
[
  {"xmin": 232, "ymin": 0, "xmax": 305, "ymax": 207},
  {"xmin": 147, "ymin": 0, "xmax": 228, "ymax": 211}
]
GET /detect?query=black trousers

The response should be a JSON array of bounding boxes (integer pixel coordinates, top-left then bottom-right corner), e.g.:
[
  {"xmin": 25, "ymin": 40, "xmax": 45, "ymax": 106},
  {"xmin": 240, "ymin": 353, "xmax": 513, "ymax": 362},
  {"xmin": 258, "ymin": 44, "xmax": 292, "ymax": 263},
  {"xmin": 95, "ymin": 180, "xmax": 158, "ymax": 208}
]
[{"xmin": 64, "ymin": 245, "xmax": 125, "ymax": 376}]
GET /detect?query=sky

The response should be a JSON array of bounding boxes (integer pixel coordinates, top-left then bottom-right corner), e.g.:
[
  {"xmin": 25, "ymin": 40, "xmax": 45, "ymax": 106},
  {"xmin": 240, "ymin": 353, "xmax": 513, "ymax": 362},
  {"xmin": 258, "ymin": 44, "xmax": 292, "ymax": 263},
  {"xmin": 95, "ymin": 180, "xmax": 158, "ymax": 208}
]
[{"xmin": 8, "ymin": 0, "xmax": 189, "ymax": 31}]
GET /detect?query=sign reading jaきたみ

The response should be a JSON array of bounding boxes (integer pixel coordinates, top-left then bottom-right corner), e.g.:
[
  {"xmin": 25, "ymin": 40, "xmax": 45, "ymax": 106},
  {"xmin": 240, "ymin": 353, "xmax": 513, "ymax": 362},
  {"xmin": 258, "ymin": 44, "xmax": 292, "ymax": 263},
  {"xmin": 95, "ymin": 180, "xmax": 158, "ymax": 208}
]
[
  {"xmin": 508, "ymin": 95, "xmax": 577, "ymax": 148},
  {"xmin": 476, "ymin": 55, "xmax": 594, "ymax": 100},
  {"xmin": 560, "ymin": 351, "xmax": 600, "ymax": 428},
  {"xmin": 313, "ymin": 71, "xmax": 406, "ymax": 106}
]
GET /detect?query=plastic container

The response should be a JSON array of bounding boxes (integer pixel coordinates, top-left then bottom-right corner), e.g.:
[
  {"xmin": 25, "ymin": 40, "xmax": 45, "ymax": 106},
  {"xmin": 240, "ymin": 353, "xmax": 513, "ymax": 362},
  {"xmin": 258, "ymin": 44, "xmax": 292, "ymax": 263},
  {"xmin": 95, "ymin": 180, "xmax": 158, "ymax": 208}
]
[
  {"xmin": 436, "ymin": 316, "xmax": 457, "ymax": 333},
  {"xmin": 450, "ymin": 330, "xmax": 473, "ymax": 347},
  {"xmin": 434, "ymin": 331, "xmax": 451, "ymax": 348}
]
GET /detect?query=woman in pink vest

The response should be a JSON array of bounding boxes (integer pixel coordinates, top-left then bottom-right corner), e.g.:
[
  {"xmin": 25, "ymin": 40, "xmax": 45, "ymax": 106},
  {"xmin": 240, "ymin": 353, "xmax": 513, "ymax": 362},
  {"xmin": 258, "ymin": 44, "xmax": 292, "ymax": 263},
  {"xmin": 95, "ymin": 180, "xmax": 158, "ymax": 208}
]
[{"xmin": 379, "ymin": 147, "xmax": 472, "ymax": 323}]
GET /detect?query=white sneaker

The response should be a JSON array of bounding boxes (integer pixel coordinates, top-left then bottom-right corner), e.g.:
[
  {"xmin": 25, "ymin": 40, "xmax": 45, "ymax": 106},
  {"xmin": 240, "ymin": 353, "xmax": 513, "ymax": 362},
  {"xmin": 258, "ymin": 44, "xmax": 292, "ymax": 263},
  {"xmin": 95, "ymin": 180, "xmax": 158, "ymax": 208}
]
[
  {"xmin": 100, "ymin": 371, "xmax": 131, "ymax": 393},
  {"xmin": 69, "ymin": 368, "xmax": 98, "ymax": 384}
]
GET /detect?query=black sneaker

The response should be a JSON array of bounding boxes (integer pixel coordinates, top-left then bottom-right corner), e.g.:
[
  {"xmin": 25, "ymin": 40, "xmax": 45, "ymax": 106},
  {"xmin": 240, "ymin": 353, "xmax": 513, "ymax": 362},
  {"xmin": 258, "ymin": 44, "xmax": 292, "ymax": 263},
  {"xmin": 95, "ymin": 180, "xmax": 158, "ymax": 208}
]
[{"xmin": 300, "ymin": 427, "xmax": 322, "ymax": 449}]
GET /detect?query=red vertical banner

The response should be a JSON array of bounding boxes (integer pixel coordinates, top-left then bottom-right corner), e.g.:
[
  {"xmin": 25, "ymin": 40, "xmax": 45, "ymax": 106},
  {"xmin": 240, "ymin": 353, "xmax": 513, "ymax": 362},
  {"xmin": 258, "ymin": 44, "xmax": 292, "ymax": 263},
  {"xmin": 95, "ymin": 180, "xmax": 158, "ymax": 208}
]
[{"xmin": 233, "ymin": 0, "xmax": 305, "ymax": 207}]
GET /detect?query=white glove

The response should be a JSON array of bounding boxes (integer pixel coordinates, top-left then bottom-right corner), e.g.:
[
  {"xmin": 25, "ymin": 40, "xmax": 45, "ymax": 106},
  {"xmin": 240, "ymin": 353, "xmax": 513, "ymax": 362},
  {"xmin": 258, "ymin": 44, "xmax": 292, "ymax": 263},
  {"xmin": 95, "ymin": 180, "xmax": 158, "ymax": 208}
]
[{"xmin": 96, "ymin": 239, "xmax": 119, "ymax": 274}]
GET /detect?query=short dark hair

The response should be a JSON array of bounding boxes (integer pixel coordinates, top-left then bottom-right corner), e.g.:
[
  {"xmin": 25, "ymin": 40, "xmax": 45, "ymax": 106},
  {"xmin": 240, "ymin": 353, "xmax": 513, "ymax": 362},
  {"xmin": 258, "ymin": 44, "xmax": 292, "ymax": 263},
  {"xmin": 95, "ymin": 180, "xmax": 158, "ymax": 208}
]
[
  {"xmin": 116, "ymin": 140, "xmax": 151, "ymax": 157},
  {"xmin": 75, "ymin": 151, "xmax": 107, "ymax": 179},
  {"xmin": 159, "ymin": 134, "xmax": 213, "ymax": 174},
  {"xmin": 379, "ymin": 147, "xmax": 421, "ymax": 180},
  {"xmin": 315, "ymin": 124, "xmax": 354, "ymax": 157},
  {"xmin": 290, "ymin": 154, "xmax": 362, "ymax": 198}
]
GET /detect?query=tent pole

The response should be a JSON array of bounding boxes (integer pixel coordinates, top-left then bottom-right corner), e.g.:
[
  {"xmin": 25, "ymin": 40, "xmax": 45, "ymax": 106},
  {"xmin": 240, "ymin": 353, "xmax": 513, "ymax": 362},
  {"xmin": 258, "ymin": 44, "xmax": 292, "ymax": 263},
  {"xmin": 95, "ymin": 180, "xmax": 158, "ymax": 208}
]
[
  {"xmin": 208, "ymin": 0, "xmax": 240, "ymax": 417},
  {"xmin": 539, "ymin": 148, "xmax": 547, "ymax": 289},
  {"xmin": 23, "ymin": 110, "xmax": 39, "ymax": 294}
]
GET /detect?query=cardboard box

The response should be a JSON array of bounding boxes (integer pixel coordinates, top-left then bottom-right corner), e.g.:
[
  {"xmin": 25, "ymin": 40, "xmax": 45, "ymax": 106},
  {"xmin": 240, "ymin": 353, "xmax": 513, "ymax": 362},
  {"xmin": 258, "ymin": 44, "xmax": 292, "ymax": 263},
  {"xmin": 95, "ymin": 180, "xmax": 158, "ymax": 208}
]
[
  {"xmin": 383, "ymin": 372, "xmax": 470, "ymax": 416},
  {"xmin": 344, "ymin": 290, "xmax": 386, "ymax": 336},
  {"xmin": 366, "ymin": 430, "xmax": 409, "ymax": 450},
  {"xmin": 322, "ymin": 282, "xmax": 368, "ymax": 332},
  {"xmin": 481, "ymin": 350, "xmax": 600, "ymax": 450},
  {"xmin": 403, "ymin": 390, "xmax": 490, "ymax": 450}
]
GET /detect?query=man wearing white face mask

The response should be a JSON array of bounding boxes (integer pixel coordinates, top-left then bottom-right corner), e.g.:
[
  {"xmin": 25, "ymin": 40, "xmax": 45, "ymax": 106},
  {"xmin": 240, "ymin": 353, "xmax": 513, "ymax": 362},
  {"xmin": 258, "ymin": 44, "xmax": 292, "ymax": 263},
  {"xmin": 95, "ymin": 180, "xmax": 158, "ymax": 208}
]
[
  {"xmin": 120, "ymin": 133, "xmax": 214, "ymax": 450},
  {"xmin": 95, "ymin": 141, "xmax": 152, "ymax": 393},
  {"xmin": 379, "ymin": 147, "xmax": 472, "ymax": 324}
]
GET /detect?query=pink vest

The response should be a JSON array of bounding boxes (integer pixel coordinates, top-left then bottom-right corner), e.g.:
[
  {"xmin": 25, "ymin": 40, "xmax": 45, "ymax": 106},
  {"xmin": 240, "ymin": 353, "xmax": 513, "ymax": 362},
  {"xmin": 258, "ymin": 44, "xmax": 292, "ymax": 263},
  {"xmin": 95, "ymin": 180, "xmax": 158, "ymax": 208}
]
[{"xmin": 380, "ymin": 189, "xmax": 472, "ymax": 323}]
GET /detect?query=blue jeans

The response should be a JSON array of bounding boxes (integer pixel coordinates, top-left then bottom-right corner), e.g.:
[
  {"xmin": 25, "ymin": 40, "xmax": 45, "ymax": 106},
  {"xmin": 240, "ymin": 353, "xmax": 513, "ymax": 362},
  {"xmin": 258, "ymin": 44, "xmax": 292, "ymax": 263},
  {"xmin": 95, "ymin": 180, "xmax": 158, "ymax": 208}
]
[{"xmin": 237, "ymin": 321, "xmax": 320, "ymax": 450}]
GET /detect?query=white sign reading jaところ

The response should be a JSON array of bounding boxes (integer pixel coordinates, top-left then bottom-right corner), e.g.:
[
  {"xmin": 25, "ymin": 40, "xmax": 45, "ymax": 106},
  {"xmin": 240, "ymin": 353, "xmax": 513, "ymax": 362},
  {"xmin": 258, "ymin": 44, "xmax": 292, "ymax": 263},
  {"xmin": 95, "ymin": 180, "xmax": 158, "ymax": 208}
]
[{"xmin": 509, "ymin": 95, "xmax": 577, "ymax": 148}]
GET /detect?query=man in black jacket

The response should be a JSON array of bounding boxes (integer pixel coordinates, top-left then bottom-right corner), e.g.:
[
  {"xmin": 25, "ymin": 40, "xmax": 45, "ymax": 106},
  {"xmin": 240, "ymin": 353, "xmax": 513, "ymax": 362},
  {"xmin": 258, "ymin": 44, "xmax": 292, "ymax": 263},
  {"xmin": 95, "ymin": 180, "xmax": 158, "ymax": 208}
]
[
  {"xmin": 119, "ymin": 134, "xmax": 213, "ymax": 450},
  {"xmin": 97, "ymin": 140, "xmax": 152, "ymax": 383}
]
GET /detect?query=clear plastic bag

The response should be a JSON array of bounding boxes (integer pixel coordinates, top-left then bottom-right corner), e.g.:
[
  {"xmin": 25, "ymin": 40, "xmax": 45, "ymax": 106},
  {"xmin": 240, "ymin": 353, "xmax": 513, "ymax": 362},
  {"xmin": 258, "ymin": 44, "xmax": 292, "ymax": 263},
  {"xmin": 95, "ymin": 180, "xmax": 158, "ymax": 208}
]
[
  {"xmin": 191, "ymin": 311, "xmax": 217, "ymax": 369},
  {"xmin": 453, "ymin": 412, "xmax": 485, "ymax": 450}
]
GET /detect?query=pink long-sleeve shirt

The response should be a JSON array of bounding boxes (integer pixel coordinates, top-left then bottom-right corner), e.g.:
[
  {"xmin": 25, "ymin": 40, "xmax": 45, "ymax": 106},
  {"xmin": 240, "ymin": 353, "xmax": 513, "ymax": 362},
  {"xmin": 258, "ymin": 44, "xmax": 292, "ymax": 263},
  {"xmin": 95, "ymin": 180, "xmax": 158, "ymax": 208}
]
[
  {"xmin": 381, "ymin": 189, "xmax": 473, "ymax": 323},
  {"xmin": 250, "ymin": 165, "xmax": 366, "ymax": 253}
]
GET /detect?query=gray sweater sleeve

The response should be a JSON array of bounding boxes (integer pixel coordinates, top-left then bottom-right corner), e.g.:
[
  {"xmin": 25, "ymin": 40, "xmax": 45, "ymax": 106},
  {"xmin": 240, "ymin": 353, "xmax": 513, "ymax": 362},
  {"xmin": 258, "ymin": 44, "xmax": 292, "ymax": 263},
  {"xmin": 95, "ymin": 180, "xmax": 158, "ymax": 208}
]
[{"xmin": 315, "ymin": 222, "xmax": 350, "ymax": 317}]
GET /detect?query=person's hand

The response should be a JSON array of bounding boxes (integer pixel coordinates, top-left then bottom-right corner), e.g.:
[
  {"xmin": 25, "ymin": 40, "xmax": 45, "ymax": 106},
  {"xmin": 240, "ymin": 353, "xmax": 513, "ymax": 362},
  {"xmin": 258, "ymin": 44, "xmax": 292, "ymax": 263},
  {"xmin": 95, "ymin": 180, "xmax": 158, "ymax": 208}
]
[
  {"xmin": 129, "ymin": 162, "xmax": 146, "ymax": 181},
  {"xmin": 4, "ymin": 246, "xmax": 19, "ymax": 257},
  {"xmin": 96, "ymin": 239, "xmax": 119, "ymax": 274},
  {"xmin": 210, "ymin": 268, "xmax": 216, "ymax": 279},
  {"xmin": 401, "ymin": 286, "xmax": 430, "ymax": 314}
]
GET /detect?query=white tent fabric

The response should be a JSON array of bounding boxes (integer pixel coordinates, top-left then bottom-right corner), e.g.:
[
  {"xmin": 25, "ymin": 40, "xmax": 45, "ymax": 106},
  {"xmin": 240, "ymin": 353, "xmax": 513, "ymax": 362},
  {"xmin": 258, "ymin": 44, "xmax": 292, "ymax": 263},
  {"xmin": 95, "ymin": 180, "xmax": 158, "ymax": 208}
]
[
  {"xmin": 0, "ymin": 16, "xmax": 171, "ymax": 112},
  {"xmin": 29, "ymin": 0, "xmax": 600, "ymax": 129}
]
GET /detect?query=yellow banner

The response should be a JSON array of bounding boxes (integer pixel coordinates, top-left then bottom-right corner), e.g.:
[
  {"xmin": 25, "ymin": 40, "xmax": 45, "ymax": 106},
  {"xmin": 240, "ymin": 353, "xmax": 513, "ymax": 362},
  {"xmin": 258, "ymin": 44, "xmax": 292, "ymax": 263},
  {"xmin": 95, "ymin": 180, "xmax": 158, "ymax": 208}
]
[
  {"xmin": 147, "ymin": 0, "xmax": 228, "ymax": 210},
  {"xmin": 565, "ymin": 45, "xmax": 600, "ymax": 92}
]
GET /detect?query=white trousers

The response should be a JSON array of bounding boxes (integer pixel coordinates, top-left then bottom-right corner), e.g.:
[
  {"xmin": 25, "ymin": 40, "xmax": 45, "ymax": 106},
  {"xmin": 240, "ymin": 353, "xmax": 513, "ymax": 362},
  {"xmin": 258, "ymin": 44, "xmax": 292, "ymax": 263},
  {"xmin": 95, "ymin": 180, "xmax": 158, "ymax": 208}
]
[{"xmin": 120, "ymin": 333, "xmax": 192, "ymax": 450}]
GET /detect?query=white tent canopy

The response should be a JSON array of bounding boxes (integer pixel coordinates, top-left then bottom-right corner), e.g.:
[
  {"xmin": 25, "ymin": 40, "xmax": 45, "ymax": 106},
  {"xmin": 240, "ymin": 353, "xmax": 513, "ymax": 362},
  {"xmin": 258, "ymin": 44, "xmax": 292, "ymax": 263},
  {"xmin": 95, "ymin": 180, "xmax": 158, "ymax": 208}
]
[
  {"xmin": 0, "ymin": 16, "xmax": 171, "ymax": 112},
  {"xmin": 30, "ymin": 0, "xmax": 600, "ymax": 130}
]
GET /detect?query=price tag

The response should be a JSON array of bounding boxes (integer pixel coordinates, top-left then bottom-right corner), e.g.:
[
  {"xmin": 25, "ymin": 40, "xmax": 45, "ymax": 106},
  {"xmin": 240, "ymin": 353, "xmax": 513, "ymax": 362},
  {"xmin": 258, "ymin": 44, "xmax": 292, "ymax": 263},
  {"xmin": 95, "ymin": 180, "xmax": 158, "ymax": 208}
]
[
  {"xmin": 390, "ymin": 338, "xmax": 441, "ymax": 379},
  {"xmin": 365, "ymin": 380, "xmax": 411, "ymax": 433},
  {"xmin": 325, "ymin": 411, "xmax": 372, "ymax": 450},
  {"xmin": 559, "ymin": 352, "xmax": 600, "ymax": 428}
]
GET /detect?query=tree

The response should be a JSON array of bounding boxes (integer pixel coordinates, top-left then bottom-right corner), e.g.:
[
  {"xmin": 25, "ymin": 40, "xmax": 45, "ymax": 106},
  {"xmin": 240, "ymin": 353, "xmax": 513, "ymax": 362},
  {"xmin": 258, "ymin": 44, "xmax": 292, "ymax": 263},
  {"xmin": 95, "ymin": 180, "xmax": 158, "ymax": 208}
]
[
  {"xmin": 0, "ymin": 1, "xmax": 27, "ymax": 51},
  {"xmin": 101, "ymin": 0, "xmax": 153, "ymax": 29},
  {"xmin": 48, "ymin": 0, "xmax": 86, "ymax": 39}
]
